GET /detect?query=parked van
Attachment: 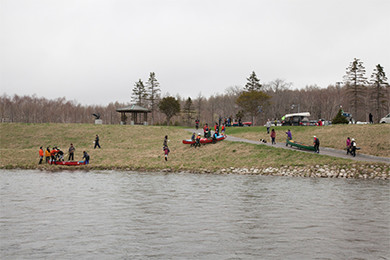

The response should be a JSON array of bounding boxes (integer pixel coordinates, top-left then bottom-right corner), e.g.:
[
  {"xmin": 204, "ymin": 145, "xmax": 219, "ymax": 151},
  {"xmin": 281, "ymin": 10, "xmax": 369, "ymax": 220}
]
[
  {"xmin": 281, "ymin": 112, "xmax": 310, "ymax": 126},
  {"xmin": 380, "ymin": 113, "xmax": 390, "ymax": 124}
]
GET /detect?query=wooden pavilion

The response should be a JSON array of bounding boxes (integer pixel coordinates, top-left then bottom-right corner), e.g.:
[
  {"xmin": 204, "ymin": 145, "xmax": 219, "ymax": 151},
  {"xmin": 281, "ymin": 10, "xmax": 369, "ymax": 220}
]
[{"xmin": 116, "ymin": 104, "xmax": 151, "ymax": 125}]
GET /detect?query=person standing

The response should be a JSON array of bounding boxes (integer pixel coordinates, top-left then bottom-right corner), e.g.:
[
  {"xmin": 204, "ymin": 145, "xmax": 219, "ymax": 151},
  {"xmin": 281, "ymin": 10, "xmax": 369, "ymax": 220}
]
[
  {"xmin": 313, "ymin": 136, "xmax": 320, "ymax": 154},
  {"xmin": 270, "ymin": 129, "xmax": 276, "ymax": 145},
  {"xmin": 45, "ymin": 147, "xmax": 51, "ymax": 163},
  {"xmin": 203, "ymin": 124, "xmax": 209, "ymax": 138},
  {"xmin": 369, "ymin": 113, "xmax": 373, "ymax": 124},
  {"xmin": 266, "ymin": 119, "xmax": 271, "ymax": 134},
  {"xmin": 94, "ymin": 135, "xmax": 101, "ymax": 149},
  {"xmin": 68, "ymin": 143, "xmax": 75, "ymax": 161},
  {"xmin": 38, "ymin": 147, "xmax": 44, "ymax": 164}
]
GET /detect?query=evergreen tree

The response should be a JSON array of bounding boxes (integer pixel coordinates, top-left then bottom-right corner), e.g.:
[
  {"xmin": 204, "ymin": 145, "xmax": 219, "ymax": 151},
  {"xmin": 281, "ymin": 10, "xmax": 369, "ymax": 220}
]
[
  {"xmin": 343, "ymin": 58, "xmax": 367, "ymax": 121},
  {"xmin": 146, "ymin": 72, "xmax": 161, "ymax": 125},
  {"xmin": 332, "ymin": 108, "xmax": 349, "ymax": 124},
  {"xmin": 132, "ymin": 79, "xmax": 147, "ymax": 106},
  {"xmin": 183, "ymin": 97, "xmax": 194, "ymax": 125},
  {"xmin": 158, "ymin": 96, "xmax": 180, "ymax": 126},
  {"xmin": 370, "ymin": 64, "xmax": 389, "ymax": 123},
  {"xmin": 244, "ymin": 71, "xmax": 262, "ymax": 91}
]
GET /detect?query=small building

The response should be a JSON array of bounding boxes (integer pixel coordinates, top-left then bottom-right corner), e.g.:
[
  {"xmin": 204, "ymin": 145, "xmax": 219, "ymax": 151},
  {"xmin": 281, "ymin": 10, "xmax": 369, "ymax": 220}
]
[{"xmin": 116, "ymin": 104, "xmax": 151, "ymax": 125}]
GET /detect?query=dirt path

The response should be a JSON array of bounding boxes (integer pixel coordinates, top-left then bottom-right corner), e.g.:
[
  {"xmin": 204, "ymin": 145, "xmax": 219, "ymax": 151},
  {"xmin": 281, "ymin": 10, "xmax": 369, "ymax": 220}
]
[{"xmin": 185, "ymin": 129, "xmax": 390, "ymax": 164}]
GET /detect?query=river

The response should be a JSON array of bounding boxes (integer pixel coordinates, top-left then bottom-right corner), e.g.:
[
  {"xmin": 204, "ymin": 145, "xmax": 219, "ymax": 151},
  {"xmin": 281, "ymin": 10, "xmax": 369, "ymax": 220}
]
[{"xmin": 1, "ymin": 170, "xmax": 389, "ymax": 259}]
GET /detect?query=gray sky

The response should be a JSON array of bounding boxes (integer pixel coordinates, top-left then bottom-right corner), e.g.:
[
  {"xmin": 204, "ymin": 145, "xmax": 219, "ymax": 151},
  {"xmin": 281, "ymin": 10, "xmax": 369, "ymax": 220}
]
[{"xmin": 1, "ymin": 0, "xmax": 389, "ymax": 106}]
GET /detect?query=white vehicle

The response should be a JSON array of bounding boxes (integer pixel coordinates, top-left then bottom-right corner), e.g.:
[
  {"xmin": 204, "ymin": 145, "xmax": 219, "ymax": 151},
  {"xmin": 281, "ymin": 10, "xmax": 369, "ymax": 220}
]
[{"xmin": 380, "ymin": 113, "xmax": 390, "ymax": 123}]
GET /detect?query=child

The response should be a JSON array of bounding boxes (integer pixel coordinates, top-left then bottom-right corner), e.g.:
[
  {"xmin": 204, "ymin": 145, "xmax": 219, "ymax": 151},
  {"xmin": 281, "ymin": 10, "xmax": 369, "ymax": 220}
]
[
  {"xmin": 163, "ymin": 145, "xmax": 170, "ymax": 161},
  {"xmin": 195, "ymin": 133, "xmax": 201, "ymax": 148},
  {"xmin": 270, "ymin": 129, "xmax": 276, "ymax": 144}
]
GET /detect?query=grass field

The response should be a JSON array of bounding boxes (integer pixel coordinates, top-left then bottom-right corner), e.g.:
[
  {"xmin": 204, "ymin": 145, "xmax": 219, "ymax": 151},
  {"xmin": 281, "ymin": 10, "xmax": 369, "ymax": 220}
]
[
  {"xmin": 226, "ymin": 124, "xmax": 390, "ymax": 158},
  {"xmin": 1, "ymin": 123, "xmax": 389, "ymax": 172},
  {"xmin": 1, "ymin": 123, "xmax": 378, "ymax": 171}
]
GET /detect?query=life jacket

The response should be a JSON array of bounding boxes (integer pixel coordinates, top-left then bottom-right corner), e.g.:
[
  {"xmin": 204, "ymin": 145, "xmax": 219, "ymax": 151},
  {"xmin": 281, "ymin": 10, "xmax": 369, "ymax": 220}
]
[
  {"xmin": 45, "ymin": 150, "xmax": 51, "ymax": 157},
  {"xmin": 51, "ymin": 149, "xmax": 57, "ymax": 156},
  {"xmin": 39, "ymin": 149, "xmax": 44, "ymax": 156}
]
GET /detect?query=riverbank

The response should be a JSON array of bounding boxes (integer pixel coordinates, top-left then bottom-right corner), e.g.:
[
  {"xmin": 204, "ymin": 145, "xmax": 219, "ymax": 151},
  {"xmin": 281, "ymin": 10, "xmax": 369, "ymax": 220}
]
[{"xmin": 0, "ymin": 123, "xmax": 389, "ymax": 179}]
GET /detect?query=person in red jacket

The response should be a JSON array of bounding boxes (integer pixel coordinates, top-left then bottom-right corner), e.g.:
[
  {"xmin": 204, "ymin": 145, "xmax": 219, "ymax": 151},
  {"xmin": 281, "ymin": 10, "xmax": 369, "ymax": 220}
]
[
  {"xmin": 203, "ymin": 124, "xmax": 209, "ymax": 138},
  {"xmin": 270, "ymin": 129, "xmax": 276, "ymax": 145}
]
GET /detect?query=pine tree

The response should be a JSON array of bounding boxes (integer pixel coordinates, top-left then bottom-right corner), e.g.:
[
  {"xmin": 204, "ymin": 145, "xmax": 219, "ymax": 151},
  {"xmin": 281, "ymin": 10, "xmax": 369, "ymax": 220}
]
[
  {"xmin": 370, "ymin": 64, "xmax": 389, "ymax": 123},
  {"xmin": 132, "ymin": 79, "xmax": 147, "ymax": 106},
  {"xmin": 244, "ymin": 71, "xmax": 262, "ymax": 91},
  {"xmin": 332, "ymin": 108, "xmax": 349, "ymax": 124},
  {"xmin": 183, "ymin": 97, "xmax": 194, "ymax": 125},
  {"xmin": 146, "ymin": 72, "xmax": 161, "ymax": 125},
  {"xmin": 343, "ymin": 58, "xmax": 367, "ymax": 121}
]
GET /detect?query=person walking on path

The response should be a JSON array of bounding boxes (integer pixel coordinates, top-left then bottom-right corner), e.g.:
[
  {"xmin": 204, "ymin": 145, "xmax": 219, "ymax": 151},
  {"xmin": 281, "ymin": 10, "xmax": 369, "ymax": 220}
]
[
  {"xmin": 68, "ymin": 143, "xmax": 75, "ymax": 161},
  {"xmin": 313, "ymin": 136, "xmax": 320, "ymax": 154},
  {"xmin": 270, "ymin": 129, "xmax": 276, "ymax": 144},
  {"xmin": 369, "ymin": 113, "xmax": 373, "ymax": 124},
  {"xmin": 163, "ymin": 135, "xmax": 169, "ymax": 147},
  {"xmin": 351, "ymin": 138, "xmax": 357, "ymax": 157},
  {"xmin": 38, "ymin": 147, "xmax": 44, "ymax": 164},
  {"xmin": 94, "ymin": 135, "xmax": 101, "ymax": 149},
  {"xmin": 266, "ymin": 119, "xmax": 271, "ymax": 134},
  {"xmin": 346, "ymin": 137, "xmax": 351, "ymax": 155}
]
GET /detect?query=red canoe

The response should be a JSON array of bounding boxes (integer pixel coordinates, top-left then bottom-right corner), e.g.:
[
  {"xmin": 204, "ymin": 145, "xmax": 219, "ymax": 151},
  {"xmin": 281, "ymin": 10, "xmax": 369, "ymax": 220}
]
[
  {"xmin": 182, "ymin": 135, "xmax": 226, "ymax": 144},
  {"xmin": 50, "ymin": 160, "xmax": 87, "ymax": 166}
]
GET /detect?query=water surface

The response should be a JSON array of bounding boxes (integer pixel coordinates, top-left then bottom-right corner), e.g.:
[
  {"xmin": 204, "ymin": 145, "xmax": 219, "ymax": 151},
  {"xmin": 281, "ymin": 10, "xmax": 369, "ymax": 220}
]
[{"xmin": 1, "ymin": 170, "xmax": 389, "ymax": 259}]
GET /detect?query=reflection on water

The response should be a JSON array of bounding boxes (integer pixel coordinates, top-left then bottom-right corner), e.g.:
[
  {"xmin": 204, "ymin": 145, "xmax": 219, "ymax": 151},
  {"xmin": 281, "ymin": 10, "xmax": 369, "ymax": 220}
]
[{"xmin": 1, "ymin": 170, "xmax": 389, "ymax": 259}]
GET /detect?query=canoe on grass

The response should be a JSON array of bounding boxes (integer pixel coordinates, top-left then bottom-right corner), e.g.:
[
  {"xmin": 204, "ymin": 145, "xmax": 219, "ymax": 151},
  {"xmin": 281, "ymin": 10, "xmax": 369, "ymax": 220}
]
[
  {"xmin": 50, "ymin": 160, "xmax": 87, "ymax": 166},
  {"xmin": 286, "ymin": 139, "xmax": 315, "ymax": 151},
  {"xmin": 182, "ymin": 135, "xmax": 226, "ymax": 144}
]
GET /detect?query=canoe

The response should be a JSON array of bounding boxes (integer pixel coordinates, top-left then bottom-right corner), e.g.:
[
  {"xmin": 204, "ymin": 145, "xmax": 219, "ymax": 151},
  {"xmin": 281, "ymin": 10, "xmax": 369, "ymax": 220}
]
[
  {"xmin": 50, "ymin": 160, "xmax": 87, "ymax": 166},
  {"xmin": 286, "ymin": 139, "xmax": 316, "ymax": 151},
  {"xmin": 182, "ymin": 135, "xmax": 226, "ymax": 144}
]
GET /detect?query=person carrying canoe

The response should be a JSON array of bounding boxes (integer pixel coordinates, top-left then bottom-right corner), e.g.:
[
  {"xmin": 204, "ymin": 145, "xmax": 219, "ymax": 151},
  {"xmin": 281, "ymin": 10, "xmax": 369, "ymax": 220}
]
[
  {"xmin": 203, "ymin": 124, "xmax": 209, "ymax": 138},
  {"xmin": 68, "ymin": 143, "xmax": 75, "ymax": 161},
  {"xmin": 38, "ymin": 147, "xmax": 44, "ymax": 164},
  {"xmin": 285, "ymin": 129, "xmax": 292, "ymax": 146},
  {"xmin": 50, "ymin": 147, "xmax": 58, "ymax": 163},
  {"xmin": 195, "ymin": 133, "xmax": 201, "ymax": 148},
  {"xmin": 350, "ymin": 138, "xmax": 357, "ymax": 157},
  {"xmin": 82, "ymin": 151, "xmax": 90, "ymax": 164},
  {"xmin": 313, "ymin": 136, "xmax": 320, "ymax": 154}
]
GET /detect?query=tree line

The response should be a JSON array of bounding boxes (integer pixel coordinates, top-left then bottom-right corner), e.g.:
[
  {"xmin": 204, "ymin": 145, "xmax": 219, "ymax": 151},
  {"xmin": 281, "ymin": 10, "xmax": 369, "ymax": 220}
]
[{"xmin": 1, "ymin": 58, "xmax": 389, "ymax": 125}]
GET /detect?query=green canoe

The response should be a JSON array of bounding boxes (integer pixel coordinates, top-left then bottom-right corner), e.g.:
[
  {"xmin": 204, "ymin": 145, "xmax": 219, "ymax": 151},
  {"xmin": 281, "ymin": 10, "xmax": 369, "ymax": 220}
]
[{"xmin": 286, "ymin": 139, "xmax": 316, "ymax": 151}]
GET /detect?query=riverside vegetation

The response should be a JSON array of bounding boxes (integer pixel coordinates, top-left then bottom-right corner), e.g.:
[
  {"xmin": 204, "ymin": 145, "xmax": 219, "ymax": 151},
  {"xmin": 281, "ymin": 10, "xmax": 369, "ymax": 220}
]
[{"xmin": 0, "ymin": 123, "xmax": 389, "ymax": 179}]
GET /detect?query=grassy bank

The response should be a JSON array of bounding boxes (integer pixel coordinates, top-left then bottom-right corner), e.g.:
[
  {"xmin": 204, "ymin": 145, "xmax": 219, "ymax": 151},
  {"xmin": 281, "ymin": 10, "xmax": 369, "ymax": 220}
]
[
  {"xmin": 0, "ymin": 123, "xmax": 388, "ymax": 174},
  {"xmin": 226, "ymin": 124, "xmax": 390, "ymax": 158}
]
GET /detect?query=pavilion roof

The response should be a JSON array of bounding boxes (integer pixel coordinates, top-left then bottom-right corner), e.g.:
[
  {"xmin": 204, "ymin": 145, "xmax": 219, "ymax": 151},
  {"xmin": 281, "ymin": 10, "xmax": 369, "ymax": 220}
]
[{"xmin": 116, "ymin": 104, "xmax": 150, "ymax": 113}]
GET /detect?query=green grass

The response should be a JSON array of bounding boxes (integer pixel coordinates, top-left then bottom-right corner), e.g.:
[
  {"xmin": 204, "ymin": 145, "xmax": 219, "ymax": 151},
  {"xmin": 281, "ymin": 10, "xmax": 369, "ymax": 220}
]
[
  {"xmin": 0, "ymin": 123, "xmax": 386, "ymax": 171},
  {"xmin": 226, "ymin": 124, "xmax": 390, "ymax": 157}
]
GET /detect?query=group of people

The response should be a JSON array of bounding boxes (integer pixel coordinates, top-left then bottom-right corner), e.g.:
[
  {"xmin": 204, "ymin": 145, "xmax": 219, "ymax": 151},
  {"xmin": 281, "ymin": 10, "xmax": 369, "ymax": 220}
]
[
  {"xmin": 38, "ymin": 135, "xmax": 99, "ymax": 164},
  {"xmin": 346, "ymin": 137, "xmax": 358, "ymax": 157},
  {"xmin": 203, "ymin": 123, "xmax": 225, "ymax": 138}
]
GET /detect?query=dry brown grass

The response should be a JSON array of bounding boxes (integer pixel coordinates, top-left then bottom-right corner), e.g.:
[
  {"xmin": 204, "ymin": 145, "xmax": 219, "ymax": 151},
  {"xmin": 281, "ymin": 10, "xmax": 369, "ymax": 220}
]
[{"xmin": 1, "ymin": 123, "xmax": 386, "ymax": 171}]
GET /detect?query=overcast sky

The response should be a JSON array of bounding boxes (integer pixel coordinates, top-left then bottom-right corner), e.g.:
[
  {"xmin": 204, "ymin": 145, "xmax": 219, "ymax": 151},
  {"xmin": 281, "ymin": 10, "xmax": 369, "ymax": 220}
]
[{"xmin": 1, "ymin": 0, "xmax": 389, "ymax": 106}]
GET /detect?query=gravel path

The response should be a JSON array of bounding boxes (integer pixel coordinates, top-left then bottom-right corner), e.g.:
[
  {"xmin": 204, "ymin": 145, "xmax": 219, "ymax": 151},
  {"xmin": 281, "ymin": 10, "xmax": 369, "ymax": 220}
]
[{"xmin": 185, "ymin": 129, "xmax": 390, "ymax": 164}]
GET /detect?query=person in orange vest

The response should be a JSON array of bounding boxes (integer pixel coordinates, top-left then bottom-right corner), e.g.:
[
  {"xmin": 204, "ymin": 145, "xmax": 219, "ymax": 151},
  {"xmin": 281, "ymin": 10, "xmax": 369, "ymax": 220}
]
[
  {"xmin": 221, "ymin": 124, "xmax": 225, "ymax": 135},
  {"xmin": 45, "ymin": 147, "xmax": 51, "ymax": 163},
  {"xmin": 214, "ymin": 123, "xmax": 219, "ymax": 135},
  {"xmin": 38, "ymin": 147, "xmax": 44, "ymax": 164},
  {"xmin": 50, "ymin": 147, "xmax": 58, "ymax": 163}
]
